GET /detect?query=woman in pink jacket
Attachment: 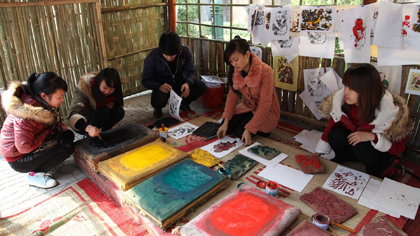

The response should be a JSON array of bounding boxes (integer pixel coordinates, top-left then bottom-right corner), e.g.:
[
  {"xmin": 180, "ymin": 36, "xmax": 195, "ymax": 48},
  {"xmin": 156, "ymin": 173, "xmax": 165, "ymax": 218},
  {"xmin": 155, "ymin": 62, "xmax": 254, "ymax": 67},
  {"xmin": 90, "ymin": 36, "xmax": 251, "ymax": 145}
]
[{"xmin": 217, "ymin": 36, "xmax": 280, "ymax": 145}]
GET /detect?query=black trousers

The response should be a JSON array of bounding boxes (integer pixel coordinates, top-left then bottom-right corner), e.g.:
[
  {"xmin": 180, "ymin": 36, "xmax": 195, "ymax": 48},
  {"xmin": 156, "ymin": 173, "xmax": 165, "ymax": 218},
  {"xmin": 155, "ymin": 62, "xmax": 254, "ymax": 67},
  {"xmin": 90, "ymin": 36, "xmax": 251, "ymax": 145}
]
[
  {"xmin": 328, "ymin": 126, "xmax": 393, "ymax": 177},
  {"xmin": 86, "ymin": 106, "xmax": 125, "ymax": 131},
  {"xmin": 151, "ymin": 79, "xmax": 206, "ymax": 109},
  {"xmin": 222, "ymin": 112, "xmax": 270, "ymax": 139},
  {"xmin": 9, "ymin": 130, "xmax": 75, "ymax": 173}
]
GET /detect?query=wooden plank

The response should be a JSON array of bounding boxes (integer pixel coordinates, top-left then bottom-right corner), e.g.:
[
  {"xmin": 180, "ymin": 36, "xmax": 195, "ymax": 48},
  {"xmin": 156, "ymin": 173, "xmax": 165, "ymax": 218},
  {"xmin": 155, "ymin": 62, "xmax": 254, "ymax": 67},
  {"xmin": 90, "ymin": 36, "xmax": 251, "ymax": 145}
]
[
  {"xmin": 281, "ymin": 111, "xmax": 328, "ymax": 127},
  {"xmin": 101, "ymin": 3, "xmax": 167, "ymax": 13},
  {"xmin": 210, "ymin": 40, "xmax": 216, "ymax": 75},
  {"xmin": 295, "ymin": 56, "xmax": 305, "ymax": 116},
  {"xmin": 216, "ymin": 41, "xmax": 224, "ymax": 77},
  {"xmin": 0, "ymin": 0, "xmax": 99, "ymax": 7}
]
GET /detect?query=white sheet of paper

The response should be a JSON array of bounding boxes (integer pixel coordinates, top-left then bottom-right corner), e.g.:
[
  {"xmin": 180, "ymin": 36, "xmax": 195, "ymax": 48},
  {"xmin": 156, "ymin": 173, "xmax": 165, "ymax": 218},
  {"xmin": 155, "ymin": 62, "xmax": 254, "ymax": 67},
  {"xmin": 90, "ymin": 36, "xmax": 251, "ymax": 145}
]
[
  {"xmin": 405, "ymin": 68, "xmax": 420, "ymax": 96},
  {"xmin": 323, "ymin": 165, "xmax": 370, "ymax": 200},
  {"xmin": 294, "ymin": 129, "xmax": 323, "ymax": 153},
  {"xmin": 201, "ymin": 75, "xmax": 227, "ymax": 84},
  {"xmin": 402, "ymin": 4, "xmax": 419, "ymax": 51},
  {"xmin": 247, "ymin": 5, "xmax": 257, "ymax": 33},
  {"xmin": 337, "ymin": 6, "xmax": 373, "ymax": 63},
  {"xmin": 337, "ymin": 5, "xmax": 373, "ymax": 50},
  {"xmin": 299, "ymin": 90, "xmax": 329, "ymax": 120},
  {"xmin": 372, "ymin": 178, "xmax": 420, "ymax": 220},
  {"xmin": 370, "ymin": 2, "xmax": 379, "ymax": 44},
  {"xmin": 238, "ymin": 142, "xmax": 288, "ymax": 167},
  {"xmin": 169, "ymin": 90, "xmax": 183, "ymax": 122},
  {"xmin": 200, "ymin": 136, "xmax": 244, "ymax": 159},
  {"xmin": 303, "ymin": 68, "xmax": 325, "ymax": 91},
  {"xmin": 268, "ymin": 6, "xmax": 292, "ymax": 41},
  {"xmin": 377, "ymin": 47, "xmax": 420, "ymax": 66},
  {"xmin": 319, "ymin": 70, "xmax": 339, "ymax": 93},
  {"xmin": 298, "ymin": 6, "xmax": 336, "ymax": 59},
  {"xmin": 299, "ymin": 32, "xmax": 336, "ymax": 59},
  {"xmin": 358, "ymin": 178, "xmax": 400, "ymax": 218},
  {"xmin": 271, "ymin": 36, "xmax": 299, "ymax": 57},
  {"xmin": 167, "ymin": 122, "xmax": 199, "ymax": 140},
  {"xmin": 258, "ymin": 164, "xmax": 314, "ymax": 192},
  {"xmin": 372, "ymin": 2, "xmax": 403, "ymax": 49}
]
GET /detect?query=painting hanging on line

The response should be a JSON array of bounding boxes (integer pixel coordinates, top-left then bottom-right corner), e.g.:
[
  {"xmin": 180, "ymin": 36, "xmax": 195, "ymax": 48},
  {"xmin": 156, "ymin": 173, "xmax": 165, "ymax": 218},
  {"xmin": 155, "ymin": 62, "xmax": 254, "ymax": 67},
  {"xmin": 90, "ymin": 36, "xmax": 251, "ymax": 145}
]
[{"xmin": 274, "ymin": 55, "xmax": 298, "ymax": 91}]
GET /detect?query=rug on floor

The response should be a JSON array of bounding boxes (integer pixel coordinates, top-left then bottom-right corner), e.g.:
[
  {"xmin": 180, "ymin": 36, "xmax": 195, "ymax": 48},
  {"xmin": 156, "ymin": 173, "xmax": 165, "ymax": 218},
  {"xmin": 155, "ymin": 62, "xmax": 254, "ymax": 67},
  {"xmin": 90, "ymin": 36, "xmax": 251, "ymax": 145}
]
[{"xmin": 0, "ymin": 178, "xmax": 149, "ymax": 236}]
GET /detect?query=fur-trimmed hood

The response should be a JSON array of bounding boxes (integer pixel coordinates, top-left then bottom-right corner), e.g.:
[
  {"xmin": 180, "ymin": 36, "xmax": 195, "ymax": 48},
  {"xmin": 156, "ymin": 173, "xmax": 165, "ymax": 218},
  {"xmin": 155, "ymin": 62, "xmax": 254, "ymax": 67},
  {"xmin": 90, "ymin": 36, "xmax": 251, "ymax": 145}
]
[
  {"xmin": 77, "ymin": 72, "xmax": 99, "ymax": 109},
  {"xmin": 232, "ymin": 54, "xmax": 263, "ymax": 90},
  {"xmin": 1, "ymin": 81, "xmax": 55, "ymax": 124},
  {"xmin": 319, "ymin": 88, "xmax": 411, "ymax": 142}
]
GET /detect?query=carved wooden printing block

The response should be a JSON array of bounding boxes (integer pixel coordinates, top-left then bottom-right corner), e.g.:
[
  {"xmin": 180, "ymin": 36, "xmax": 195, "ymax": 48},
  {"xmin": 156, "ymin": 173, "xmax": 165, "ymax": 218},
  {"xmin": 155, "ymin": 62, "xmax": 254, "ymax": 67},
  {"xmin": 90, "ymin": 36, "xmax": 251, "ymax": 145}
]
[
  {"xmin": 300, "ymin": 187, "xmax": 357, "ymax": 224},
  {"xmin": 295, "ymin": 154, "xmax": 325, "ymax": 174},
  {"xmin": 247, "ymin": 145, "xmax": 280, "ymax": 160}
]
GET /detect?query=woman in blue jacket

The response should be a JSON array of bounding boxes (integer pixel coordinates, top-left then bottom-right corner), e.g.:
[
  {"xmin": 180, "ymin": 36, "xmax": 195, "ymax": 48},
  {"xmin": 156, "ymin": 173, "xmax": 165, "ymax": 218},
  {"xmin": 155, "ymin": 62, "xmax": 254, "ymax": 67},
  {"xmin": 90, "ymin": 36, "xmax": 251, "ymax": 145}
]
[{"xmin": 142, "ymin": 32, "xmax": 206, "ymax": 118}]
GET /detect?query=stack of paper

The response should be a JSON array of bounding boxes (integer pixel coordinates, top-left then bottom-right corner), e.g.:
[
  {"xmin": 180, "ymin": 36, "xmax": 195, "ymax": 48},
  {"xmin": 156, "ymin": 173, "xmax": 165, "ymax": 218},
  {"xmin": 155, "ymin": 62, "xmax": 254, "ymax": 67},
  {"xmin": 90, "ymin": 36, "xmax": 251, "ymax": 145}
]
[
  {"xmin": 358, "ymin": 177, "xmax": 420, "ymax": 219},
  {"xmin": 294, "ymin": 129, "xmax": 323, "ymax": 153}
]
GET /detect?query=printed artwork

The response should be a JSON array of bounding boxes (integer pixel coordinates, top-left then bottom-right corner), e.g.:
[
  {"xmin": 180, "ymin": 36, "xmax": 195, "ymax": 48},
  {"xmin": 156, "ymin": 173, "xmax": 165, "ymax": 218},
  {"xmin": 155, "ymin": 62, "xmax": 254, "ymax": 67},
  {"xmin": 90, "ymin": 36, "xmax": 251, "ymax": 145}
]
[
  {"xmin": 271, "ymin": 36, "xmax": 299, "ymax": 62},
  {"xmin": 273, "ymin": 56, "xmax": 298, "ymax": 91},
  {"xmin": 405, "ymin": 69, "xmax": 420, "ymax": 96},
  {"xmin": 272, "ymin": 8, "xmax": 290, "ymax": 36},
  {"xmin": 254, "ymin": 5, "xmax": 264, "ymax": 26},
  {"xmin": 200, "ymin": 136, "xmax": 243, "ymax": 159},
  {"xmin": 372, "ymin": 177, "xmax": 420, "ymax": 220},
  {"xmin": 300, "ymin": 7, "xmax": 334, "ymax": 32},
  {"xmin": 403, "ymin": 14, "xmax": 411, "ymax": 37},
  {"xmin": 353, "ymin": 18, "xmax": 367, "ymax": 49},
  {"xmin": 322, "ymin": 165, "xmax": 370, "ymax": 200},
  {"xmin": 250, "ymin": 46, "xmax": 263, "ymax": 59},
  {"xmin": 299, "ymin": 6, "xmax": 336, "ymax": 59},
  {"xmin": 169, "ymin": 90, "xmax": 183, "ymax": 121},
  {"xmin": 372, "ymin": 1, "xmax": 403, "ymax": 49},
  {"xmin": 412, "ymin": 6, "xmax": 420, "ymax": 33},
  {"xmin": 303, "ymin": 68, "xmax": 326, "ymax": 97},
  {"xmin": 168, "ymin": 122, "xmax": 199, "ymax": 140}
]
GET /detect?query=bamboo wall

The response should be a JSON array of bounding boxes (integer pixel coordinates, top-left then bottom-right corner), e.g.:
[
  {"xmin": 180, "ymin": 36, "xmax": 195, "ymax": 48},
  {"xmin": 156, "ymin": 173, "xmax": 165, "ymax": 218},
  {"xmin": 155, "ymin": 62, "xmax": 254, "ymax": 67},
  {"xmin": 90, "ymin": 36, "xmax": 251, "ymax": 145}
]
[
  {"xmin": 101, "ymin": 0, "xmax": 166, "ymax": 96},
  {"xmin": 0, "ymin": 0, "xmax": 107, "ymax": 123},
  {"xmin": 180, "ymin": 36, "xmax": 420, "ymax": 150}
]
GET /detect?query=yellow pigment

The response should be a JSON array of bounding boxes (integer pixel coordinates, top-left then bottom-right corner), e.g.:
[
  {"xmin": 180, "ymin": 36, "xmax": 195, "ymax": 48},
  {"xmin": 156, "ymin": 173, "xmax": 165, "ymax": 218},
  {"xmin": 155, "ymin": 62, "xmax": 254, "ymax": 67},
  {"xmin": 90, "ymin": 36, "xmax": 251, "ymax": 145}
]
[{"xmin": 189, "ymin": 148, "xmax": 221, "ymax": 167}]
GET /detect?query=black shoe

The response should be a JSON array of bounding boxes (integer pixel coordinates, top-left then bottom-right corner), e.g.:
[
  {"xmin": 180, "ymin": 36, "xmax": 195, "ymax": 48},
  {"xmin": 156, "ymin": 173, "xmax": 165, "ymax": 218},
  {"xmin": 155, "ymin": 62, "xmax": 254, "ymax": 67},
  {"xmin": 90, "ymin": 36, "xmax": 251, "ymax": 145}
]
[
  {"xmin": 153, "ymin": 108, "xmax": 163, "ymax": 118},
  {"xmin": 180, "ymin": 104, "xmax": 193, "ymax": 112}
]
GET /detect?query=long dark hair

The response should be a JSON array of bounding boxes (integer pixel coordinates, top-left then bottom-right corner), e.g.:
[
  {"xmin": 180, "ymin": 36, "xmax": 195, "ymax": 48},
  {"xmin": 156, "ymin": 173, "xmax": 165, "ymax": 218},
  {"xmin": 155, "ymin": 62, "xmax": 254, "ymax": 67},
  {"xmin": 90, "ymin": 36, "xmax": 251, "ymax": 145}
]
[
  {"xmin": 342, "ymin": 63, "xmax": 385, "ymax": 124},
  {"xmin": 27, "ymin": 72, "xmax": 68, "ymax": 99},
  {"xmin": 92, "ymin": 68, "xmax": 123, "ymax": 107},
  {"xmin": 224, "ymin": 36, "xmax": 251, "ymax": 95}
]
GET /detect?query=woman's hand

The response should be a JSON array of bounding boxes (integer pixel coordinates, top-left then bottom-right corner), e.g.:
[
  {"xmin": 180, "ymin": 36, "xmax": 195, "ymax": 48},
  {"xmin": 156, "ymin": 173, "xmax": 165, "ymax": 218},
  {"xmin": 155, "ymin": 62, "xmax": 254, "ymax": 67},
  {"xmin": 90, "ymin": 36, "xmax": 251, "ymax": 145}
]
[
  {"xmin": 241, "ymin": 129, "xmax": 252, "ymax": 146},
  {"xmin": 107, "ymin": 102, "xmax": 114, "ymax": 109},
  {"xmin": 85, "ymin": 125, "xmax": 100, "ymax": 137},
  {"xmin": 217, "ymin": 122, "xmax": 229, "ymax": 139},
  {"xmin": 60, "ymin": 122, "xmax": 67, "ymax": 132},
  {"xmin": 347, "ymin": 131, "xmax": 376, "ymax": 146}
]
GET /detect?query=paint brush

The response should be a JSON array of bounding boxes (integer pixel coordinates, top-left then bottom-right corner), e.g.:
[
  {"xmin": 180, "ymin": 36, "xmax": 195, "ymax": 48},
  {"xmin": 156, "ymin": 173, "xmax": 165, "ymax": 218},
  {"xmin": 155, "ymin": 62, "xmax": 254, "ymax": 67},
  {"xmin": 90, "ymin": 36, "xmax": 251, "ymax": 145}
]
[
  {"xmin": 330, "ymin": 220, "xmax": 356, "ymax": 233},
  {"xmin": 328, "ymin": 226, "xmax": 338, "ymax": 236},
  {"xmin": 204, "ymin": 134, "xmax": 217, "ymax": 141},
  {"xmin": 217, "ymin": 163, "xmax": 226, "ymax": 170},
  {"xmin": 97, "ymin": 133, "xmax": 103, "ymax": 141}
]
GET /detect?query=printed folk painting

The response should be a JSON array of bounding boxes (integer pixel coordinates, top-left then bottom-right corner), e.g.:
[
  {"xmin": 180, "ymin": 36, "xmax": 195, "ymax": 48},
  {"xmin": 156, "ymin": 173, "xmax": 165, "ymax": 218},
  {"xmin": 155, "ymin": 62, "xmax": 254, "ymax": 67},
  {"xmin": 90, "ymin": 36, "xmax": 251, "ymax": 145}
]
[
  {"xmin": 300, "ymin": 7, "xmax": 335, "ymax": 32},
  {"xmin": 405, "ymin": 69, "xmax": 420, "ymax": 96},
  {"xmin": 322, "ymin": 165, "xmax": 370, "ymax": 200},
  {"xmin": 274, "ymin": 56, "xmax": 298, "ymax": 91}
]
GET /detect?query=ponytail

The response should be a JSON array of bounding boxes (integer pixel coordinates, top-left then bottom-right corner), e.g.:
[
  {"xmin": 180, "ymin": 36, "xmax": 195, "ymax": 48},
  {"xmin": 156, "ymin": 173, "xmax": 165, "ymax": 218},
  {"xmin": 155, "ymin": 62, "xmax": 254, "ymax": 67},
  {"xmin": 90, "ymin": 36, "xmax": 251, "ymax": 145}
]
[{"xmin": 27, "ymin": 72, "xmax": 68, "ymax": 98}]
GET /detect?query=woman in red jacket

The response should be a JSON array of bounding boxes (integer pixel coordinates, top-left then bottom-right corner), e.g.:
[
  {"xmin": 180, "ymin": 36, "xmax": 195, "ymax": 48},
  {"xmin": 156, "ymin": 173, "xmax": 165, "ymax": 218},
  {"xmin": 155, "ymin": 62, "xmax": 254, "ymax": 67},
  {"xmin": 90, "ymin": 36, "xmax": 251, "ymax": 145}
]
[
  {"xmin": 315, "ymin": 64, "xmax": 411, "ymax": 177},
  {"xmin": 217, "ymin": 36, "xmax": 280, "ymax": 145},
  {"xmin": 0, "ymin": 72, "xmax": 75, "ymax": 188}
]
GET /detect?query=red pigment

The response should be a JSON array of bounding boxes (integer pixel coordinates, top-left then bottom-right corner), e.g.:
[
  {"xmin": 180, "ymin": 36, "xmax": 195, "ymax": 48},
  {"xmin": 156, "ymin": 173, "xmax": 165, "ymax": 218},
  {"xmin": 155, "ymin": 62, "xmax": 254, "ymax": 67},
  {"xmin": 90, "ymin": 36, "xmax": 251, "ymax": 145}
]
[
  {"xmin": 362, "ymin": 217, "xmax": 405, "ymax": 236},
  {"xmin": 196, "ymin": 191, "xmax": 291, "ymax": 236}
]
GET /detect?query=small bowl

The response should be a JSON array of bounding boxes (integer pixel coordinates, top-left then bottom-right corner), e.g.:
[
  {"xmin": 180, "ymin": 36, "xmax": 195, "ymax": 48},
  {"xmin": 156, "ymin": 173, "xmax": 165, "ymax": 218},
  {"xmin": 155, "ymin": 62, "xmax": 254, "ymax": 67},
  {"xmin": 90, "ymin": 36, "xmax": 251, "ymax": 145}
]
[{"xmin": 256, "ymin": 181, "xmax": 267, "ymax": 188}]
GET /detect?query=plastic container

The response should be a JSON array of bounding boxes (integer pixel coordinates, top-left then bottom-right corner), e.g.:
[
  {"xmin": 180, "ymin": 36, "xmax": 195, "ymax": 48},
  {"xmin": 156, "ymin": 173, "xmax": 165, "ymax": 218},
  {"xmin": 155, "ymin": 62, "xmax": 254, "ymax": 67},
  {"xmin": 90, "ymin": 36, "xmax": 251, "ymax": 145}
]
[{"xmin": 201, "ymin": 84, "xmax": 225, "ymax": 109}]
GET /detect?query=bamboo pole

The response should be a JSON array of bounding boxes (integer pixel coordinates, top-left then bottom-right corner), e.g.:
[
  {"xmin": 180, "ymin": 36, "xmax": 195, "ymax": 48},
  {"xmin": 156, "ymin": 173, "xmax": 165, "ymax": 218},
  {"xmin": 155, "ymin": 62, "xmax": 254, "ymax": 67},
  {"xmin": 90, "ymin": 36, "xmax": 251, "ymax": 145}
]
[{"xmin": 0, "ymin": 0, "xmax": 98, "ymax": 7}]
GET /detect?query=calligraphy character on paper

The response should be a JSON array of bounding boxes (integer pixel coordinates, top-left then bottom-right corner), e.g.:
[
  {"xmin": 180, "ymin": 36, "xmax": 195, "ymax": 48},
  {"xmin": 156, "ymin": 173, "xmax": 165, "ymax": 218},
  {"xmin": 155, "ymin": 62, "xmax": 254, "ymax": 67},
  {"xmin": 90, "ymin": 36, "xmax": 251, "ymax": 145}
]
[{"xmin": 328, "ymin": 170, "xmax": 366, "ymax": 196}]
